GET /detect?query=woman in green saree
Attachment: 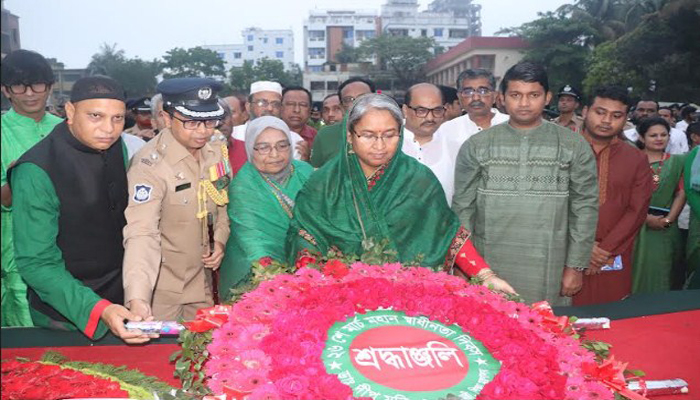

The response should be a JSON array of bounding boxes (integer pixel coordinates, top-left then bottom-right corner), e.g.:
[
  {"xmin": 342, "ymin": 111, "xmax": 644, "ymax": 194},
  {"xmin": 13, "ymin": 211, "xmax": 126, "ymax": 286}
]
[
  {"xmin": 219, "ymin": 116, "xmax": 313, "ymax": 300},
  {"xmin": 632, "ymin": 117, "xmax": 686, "ymax": 293},
  {"xmin": 286, "ymin": 93, "xmax": 515, "ymax": 293}
]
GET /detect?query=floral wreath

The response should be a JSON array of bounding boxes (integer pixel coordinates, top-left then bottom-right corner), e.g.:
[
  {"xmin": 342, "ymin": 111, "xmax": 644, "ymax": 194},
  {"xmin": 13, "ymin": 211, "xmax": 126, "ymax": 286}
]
[{"xmin": 178, "ymin": 258, "xmax": 646, "ymax": 400}]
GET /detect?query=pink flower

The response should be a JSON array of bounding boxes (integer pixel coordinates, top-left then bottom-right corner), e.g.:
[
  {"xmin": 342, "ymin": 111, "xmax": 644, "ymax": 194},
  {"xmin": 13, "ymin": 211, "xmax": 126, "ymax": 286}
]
[
  {"xmin": 248, "ymin": 383, "xmax": 281, "ymax": 400},
  {"xmin": 274, "ymin": 375, "xmax": 310, "ymax": 399}
]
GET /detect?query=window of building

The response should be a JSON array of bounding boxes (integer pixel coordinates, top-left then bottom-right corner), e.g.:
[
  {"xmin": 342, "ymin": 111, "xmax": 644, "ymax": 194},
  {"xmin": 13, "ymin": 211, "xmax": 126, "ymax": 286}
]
[
  {"xmin": 343, "ymin": 29, "xmax": 354, "ymax": 39},
  {"xmin": 247, "ymin": 35, "xmax": 254, "ymax": 41},
  {"xmin": 308, "ymin": 48, "xmax": 325, "ymax": 59},
  {"xmin": 263, "ymin": 38, "xmax": 268, "ymax": 44},
  {"xmin": 248, "ymin": 45, "xmax": 254, "ymax": 51},
  {"xmin": 276, "ymin": 38, "xmax": 284, "ymax": 44},
  {"xmin": 234, "ymin": 52, "xmax": 242, "ymax": 59},
  {"xmin": 309, "ymin": 30, "xmax": 325, "ymax": 41},
  {"xmin": 216, "ymin": 52, "xmax": 225, "ymax": 60},
  {"xmin": 449, "ymin": 29, "xmax": 469, "ymax": 39},
  {"xmin": 308, "ymin": 66, "xmax": 323, "ymax": 72},
  {"xmin": 310, "ymin": 81, "xmax": 325, "ymax": 91},
  {"xmin": 327, "ymin": 81, "xmax": 339, "ymax": 91},
  {"xmin": 421, "ymin": 29, "xmax": 427, "ymax": 37},
  {"xmin": 434, "ymin": 28, "xmax": 443, "ymax": 37},
  {"xmin": 356, "ymin": 30, "xmax": 376, "ymax": 41},
  {"xmin": 276, "ymin": 51, "xmax": 284, "ymax": 58},
  {"xmin": 388, "ymin": 29, "xmax": 409, "ymax": 36}
]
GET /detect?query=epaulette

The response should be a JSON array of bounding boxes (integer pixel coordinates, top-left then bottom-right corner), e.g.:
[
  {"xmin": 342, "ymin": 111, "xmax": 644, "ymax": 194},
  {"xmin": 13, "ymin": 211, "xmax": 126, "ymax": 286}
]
[{"xmin": 138, "ymin": 142, "xmax": 167, "ymax": 167}]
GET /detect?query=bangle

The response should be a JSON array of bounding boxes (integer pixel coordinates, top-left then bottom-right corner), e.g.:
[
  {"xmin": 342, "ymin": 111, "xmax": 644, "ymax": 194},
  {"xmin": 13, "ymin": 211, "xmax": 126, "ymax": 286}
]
[{"xmin": 475, "ymin": 269, "xmax": 497, "ymax": 283}]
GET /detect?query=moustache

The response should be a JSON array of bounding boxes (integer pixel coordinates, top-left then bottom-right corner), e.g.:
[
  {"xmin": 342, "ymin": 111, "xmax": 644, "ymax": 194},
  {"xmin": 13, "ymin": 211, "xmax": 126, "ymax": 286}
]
[{"xmin": 469, "ymin": 101, "xmax": 486, "ymax": 108}]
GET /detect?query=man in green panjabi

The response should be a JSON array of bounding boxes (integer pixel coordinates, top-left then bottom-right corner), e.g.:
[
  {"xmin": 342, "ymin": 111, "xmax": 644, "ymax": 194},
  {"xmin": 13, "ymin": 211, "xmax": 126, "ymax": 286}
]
[
  {"xmin": 1, "ymin": 50, "xmax": 62, "ymax": 326},
  {"xmin": 309, "ymin": 77, "xmax": 375, "ymax": 168},
  {"xmin": 452, "ymin": 62, "xmax": 599, "ymax": 306},
  {"xmin": 10, "ymin": 76, "xmax": 154, "ymax": 343}
]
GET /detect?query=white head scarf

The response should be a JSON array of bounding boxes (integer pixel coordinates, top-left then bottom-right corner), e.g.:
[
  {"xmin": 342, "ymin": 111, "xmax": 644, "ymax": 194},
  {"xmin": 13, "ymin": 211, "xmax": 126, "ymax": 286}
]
[{"xmin": 244, "ymin": 116, "xmax": 294, "ymax": 182}]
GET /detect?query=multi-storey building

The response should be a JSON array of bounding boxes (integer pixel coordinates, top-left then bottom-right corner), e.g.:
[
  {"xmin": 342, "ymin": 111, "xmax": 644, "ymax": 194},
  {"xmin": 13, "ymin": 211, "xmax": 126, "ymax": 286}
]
[
  {"xmin": 381, "ymin": 0, "xmax": 481, "ymax": 52},
  {"xmin": 303, "ymin": 10, "xmax": 380, "ymax": 72},
  {"xmin": 1, "ymin": 0, "xmax": 21, "ymax": 60},
  {"xmin": 202, "ymin": 27, "xmax": 295, "ymax": 73}
]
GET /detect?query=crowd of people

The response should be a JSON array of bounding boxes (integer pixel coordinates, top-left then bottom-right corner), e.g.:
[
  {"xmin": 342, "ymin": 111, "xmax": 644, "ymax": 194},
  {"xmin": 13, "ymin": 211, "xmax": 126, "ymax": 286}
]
[{"xmin": 1, "ymin": 49, "xmax": 698, "ymax": 343}]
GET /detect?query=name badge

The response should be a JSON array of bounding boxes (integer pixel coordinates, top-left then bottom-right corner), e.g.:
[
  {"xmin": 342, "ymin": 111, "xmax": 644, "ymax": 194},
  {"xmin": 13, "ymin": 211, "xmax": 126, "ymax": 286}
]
[{"xmin": 175, "ymin": 183, "xmax": 191, "ymax": 192}]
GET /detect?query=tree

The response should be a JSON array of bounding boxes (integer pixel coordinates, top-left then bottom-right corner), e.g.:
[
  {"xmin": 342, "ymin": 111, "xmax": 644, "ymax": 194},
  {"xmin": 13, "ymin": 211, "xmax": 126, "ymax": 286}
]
[
  {"xmin": 335, "ymin": 43, "xmax": 360, "ymax": 64},
  {"xmin": 87, "ymin": 43, "xmax": 162, "ymax": 98},
  {"xmin": 162, "ymin": 47, "xmax": 226, "ymax": 79},
  {"xmin": 228, "ymin": 58, "xmax": 302, "ymax": 92},
  {"xmin": 584, "ymin": 0, "xmax": 700, "ymax": 102},
  {"xmin": 356, "ymin": 35, "xmax": 438, "ymax": 89},
  {"xmin": 499, "ymin": 11, "xmax": 597, "ymax": 94}
]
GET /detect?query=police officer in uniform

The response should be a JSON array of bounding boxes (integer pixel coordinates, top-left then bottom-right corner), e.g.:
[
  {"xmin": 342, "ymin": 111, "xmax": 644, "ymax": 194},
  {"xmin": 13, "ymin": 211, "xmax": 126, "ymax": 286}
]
[
  {"xmin": 124, "ymin": 97, "xmax": 156, "ymax": 141},
  {"xmin": 123, "ymin": 78, "xmax": 231, "ymax": 320},
  {"xmin": 553, "ymin": 85, "xmax": 584, "ymax": 133}
]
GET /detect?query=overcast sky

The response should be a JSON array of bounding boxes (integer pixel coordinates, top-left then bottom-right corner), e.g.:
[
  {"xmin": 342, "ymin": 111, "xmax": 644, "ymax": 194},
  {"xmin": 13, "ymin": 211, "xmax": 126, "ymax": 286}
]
[{"xmin": 6, "ymin": 0, "xmax": 570, "ymax": 69}]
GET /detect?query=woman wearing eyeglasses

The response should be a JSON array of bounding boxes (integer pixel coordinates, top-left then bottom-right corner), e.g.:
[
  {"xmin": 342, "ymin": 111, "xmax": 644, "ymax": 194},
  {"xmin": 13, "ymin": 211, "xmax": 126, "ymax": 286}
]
[
  {"xmin": 218, "ymin": 117, "xmax": 314, "ymax": 300},
  {"xmin": 286, "ymin": 94, "xmax": 516, "ymax": 294}
]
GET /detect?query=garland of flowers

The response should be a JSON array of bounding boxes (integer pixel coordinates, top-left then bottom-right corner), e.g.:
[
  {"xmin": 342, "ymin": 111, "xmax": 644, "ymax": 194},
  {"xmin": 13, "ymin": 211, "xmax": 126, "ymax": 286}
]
[
  {"xmin": 2, "ymin": 351, "xmax": 185, "ymax": 400},
  {"xmin": 202, "ymin": 263, "xmax": 617, "ymax": 399},
  {"xmin": 1, "ymin": 358, "xmax": 131, "ymax": 399}
]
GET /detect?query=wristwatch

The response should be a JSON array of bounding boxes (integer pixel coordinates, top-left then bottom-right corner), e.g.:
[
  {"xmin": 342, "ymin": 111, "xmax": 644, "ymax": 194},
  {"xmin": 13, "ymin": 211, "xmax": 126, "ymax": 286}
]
[
  {"xmin": 663, "ymin": 218, "xmax": 672, "ymax": 228},
  {"xmin": 571, "ymin": 266, "xmax": 587, "ymax": 272}
]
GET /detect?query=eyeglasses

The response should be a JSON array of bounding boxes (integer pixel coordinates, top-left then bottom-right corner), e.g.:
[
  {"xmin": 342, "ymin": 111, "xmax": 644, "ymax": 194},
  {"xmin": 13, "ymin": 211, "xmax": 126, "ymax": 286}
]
[
  {"xmin": 253, "ymin": 99, "xmax": 282, "ymax": 109},
  {"xmin": 171, "ymin": 115, "xmax": 220, "ymax": 130},
  {"xmin": 6, "ymin": 82, "xmax": 50, "ymax": 95},
  {"xmin": 341, "ymin": 96, "xmax": 357, "ymax": 106},
  {"xmin": 459, "ymin": 87, "xmax": 493, "ymax": 97},
  {"xmin": 406, "ymin": 105, "xmax": 447, "ymax": 118},
  {"xmin": 283, "ymin": 101, "xmax": 309, "ymax": 109},
  {"xmin": 253, "ymin": 141, "xmax": 291, "ymax": 154},
  {"xmin": 353, "ymin": 132, "xmax": 400, "ymax": 144}
]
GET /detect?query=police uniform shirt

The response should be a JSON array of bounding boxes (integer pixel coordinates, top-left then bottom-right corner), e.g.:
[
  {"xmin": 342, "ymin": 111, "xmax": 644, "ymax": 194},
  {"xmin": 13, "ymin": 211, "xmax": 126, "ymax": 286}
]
[{"xmin": 122, "ymin": 127, "xmax": 230, "ymax": 310}]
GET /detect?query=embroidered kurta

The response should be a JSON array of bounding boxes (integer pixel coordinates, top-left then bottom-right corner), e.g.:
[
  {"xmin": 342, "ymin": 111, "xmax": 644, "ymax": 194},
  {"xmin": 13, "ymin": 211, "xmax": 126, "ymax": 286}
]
[
  {"xmin": 573, "ymin": 139, "xmax": 653, "ymax": 306},
  {"xmin": 1, "ymin": 109, "xmax": 62, "ymax": 327},
  {"xmin": 453, "ymin": 121, "xmax": 599, "ymax": 305}
]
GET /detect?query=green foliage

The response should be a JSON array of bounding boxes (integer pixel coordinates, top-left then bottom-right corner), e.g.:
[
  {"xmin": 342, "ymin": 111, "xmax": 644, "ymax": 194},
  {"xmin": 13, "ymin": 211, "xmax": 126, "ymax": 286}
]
[
  {"xmin": 499, "ymin": 11, "xmax": 596, "ymax": 96},
  {"xmin": 87, "ymin": 43, "xmax": 162, "ymax": 98},
  {"xmin": 335, "ymin": 42, "xmax": 361, "ymax": 64},
  {"xmin": 162, "ymin": 46, "xmax": 226, "ymax": 79},
  {"xmin": 170, "ymin": 329, "xmax": 213, "ymax": 395},
  {"xmin": 502, "ymin": 0, "xmax": 700, "ymax": 102},
  {"xmin": 585, "ymin": 1, "xmax": 700, "ymax": 101},
  {"xmin": 228, "ymin": 58, "xmax": 302, "ymax": 92},
  {"xmin": 356, "ymin": 35, "xmax": 439, "ymax": 89}
]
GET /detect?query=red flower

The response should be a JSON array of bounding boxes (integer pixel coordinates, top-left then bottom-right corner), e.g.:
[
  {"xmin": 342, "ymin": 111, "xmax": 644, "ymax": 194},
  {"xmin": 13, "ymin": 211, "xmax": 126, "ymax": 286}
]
[
  {"xmin": 295, "ymin": 255, "xmax": 316, "ymax": 270},
  {"xmin": 322, "ymin": 259, "xmax": 349, "ymax": 278},
  {"xmin": 258, "ymin": 257, "xmax": 273, "ymax": 267}
]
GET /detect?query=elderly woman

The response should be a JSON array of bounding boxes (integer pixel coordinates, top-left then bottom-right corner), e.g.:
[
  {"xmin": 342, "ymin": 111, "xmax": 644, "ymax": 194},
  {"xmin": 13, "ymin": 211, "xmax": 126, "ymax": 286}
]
[
  {"xmin": 219, "ymin": 116, "xmax": 313, "ymax": 300},
  {"xmin": 286, "ymin": 94, "xmax": 515, "ymax": 293},
  {"xmin": 632, "ymin": 117, "xmax": 686, "ymax": 293}
]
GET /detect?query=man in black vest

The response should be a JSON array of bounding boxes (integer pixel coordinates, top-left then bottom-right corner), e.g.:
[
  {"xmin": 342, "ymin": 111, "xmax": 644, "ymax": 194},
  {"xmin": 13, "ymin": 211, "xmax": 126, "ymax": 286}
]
[{"xmin": 10, "ymin": 76, "xmax": 153, "ymax": 343}]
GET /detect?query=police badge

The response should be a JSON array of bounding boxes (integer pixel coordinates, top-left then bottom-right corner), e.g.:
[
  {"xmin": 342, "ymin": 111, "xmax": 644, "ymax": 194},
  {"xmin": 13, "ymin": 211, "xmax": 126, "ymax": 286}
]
[
  {"xmin": 133, "ymin": 184, "xmax": 153, "ymax": 203},
  {"xmin": 198, "ymin": 87, "xmax": 212, "ymax": 100}
]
